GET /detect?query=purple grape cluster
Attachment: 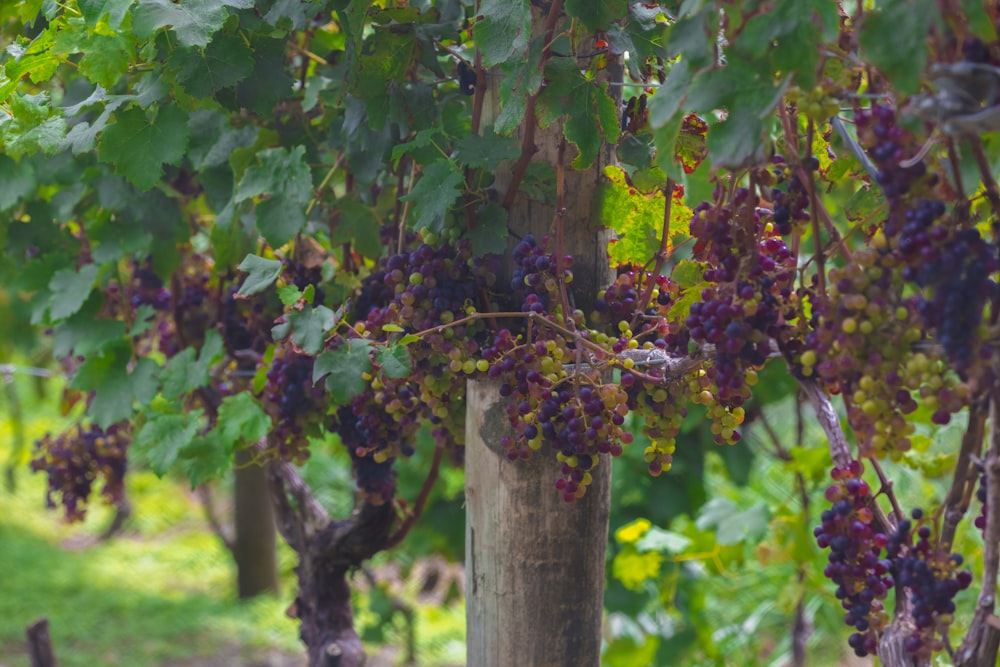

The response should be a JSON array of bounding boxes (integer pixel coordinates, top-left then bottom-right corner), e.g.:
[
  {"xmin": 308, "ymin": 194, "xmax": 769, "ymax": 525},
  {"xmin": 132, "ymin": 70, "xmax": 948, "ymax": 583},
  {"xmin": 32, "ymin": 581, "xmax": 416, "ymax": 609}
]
[
  {"xmin": 681, "ymin": 192, "xmax": 797, "ymax": 408},
  {"xmin": 855, "ymin": 105, "xmax": 927, "ymax": 201},
  {"xmin": 482, "ymin": 328, "xmax": 632, "ymax": 501},
  {"xmin": 335, "ymin": 406, "xmax": 397, "ymax": 505},
  {"xmin": 814, "ymin": 460, "xmax": 893, "ymax": 658},
  {"xmin": 31, "ymin": 422, "xmax": 129, "ymax": 521},
  {"xmin": 511, "ymin": 234, "xmax": 574, "ymax": 320},
  {"xmin": 262, "ymin": 347, "xmax": 325, "ymax": 462},
  {"xmin": 129, "ymin": 262, "xmax": 171, "ymax": 311},
  {"xmin": 886, "ymin": 510, "xmax": 973, "ymax": 656},
  {"xmin": 769, "ymin": 155, "xmax": 813, "ymax": 235}
]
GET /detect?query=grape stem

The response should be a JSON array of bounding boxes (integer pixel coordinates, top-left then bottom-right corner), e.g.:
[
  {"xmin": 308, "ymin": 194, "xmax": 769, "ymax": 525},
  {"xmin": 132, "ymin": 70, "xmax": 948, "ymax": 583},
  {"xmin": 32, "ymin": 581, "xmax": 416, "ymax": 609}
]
[
  {"xmin": 553, "ymin": 137, "xmax": 575, "ymax": 327},
  {"xmin": 631, "ymin": 178, "xmax": 676, "ymax": 332},
  {"xmin": 955, "ymin": 380, "xmax": 1000, "ymax": 667},
  {"xmin": 384, "ymin": 443, "xmax": 445, "ymax": 549},
  {"xmin": 500, "ymin": 0, "xmax": 565, "ymax": 211},
  {"xmin": 804, "ymin": 119, "xmax": 826, "ymax": 295},
  {"xmin": 938, "ymin": 400, "xmax": 986, "ymax": 550},
  {"xmin": 869, "ymin": 457, "xmax": 904, "ymax": 522}
]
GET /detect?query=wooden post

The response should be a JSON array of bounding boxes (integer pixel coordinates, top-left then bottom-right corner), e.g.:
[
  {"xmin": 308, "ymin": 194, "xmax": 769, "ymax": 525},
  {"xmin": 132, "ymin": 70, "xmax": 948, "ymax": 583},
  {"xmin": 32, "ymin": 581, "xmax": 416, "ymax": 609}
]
[
  {"xmin": 465, "ymin": 377, "xmax": 612, "ymax": 667},
  {"xmin": 234, "ymin": 448, "xmax": 279, "ymax": 598},
  {"xmin": 26, "ymin": 618, "xmax": 57, "ymax": 667}
]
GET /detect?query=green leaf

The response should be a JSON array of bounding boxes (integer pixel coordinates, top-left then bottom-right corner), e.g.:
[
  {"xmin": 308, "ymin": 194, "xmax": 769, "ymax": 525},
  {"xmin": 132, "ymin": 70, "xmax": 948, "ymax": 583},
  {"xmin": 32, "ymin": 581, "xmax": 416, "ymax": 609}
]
[
  {"xmin": 235, "ymin": 145, "xmax": 313, "ymax": 246},
  {"xmin": 168, "ymin": 33, "xmax": 254, "ymax": 97},
  {"xmin": 671, "ymin": 259, "xmax": 705, "ymax": 288},
  {"xmin": 79, "ymin": 0, "xmax": 134, "ymax": 29},
  {"xmin": 635, "ymin": 527, "xmax": 693, "ymax": 554},
  {"xmin": 474, "ymin": 0, "xmax": 531, "ymax": 67},
  {"xmin": 454, "ymin": 130, "xmax": 520, "ymax": 171},
  {"xmin": 135, "ymin": 411, "xmax": 204, "ymax": 476},
  {"xmin": 565, "ymin": 0, "xmax": 627, "ymax": 30},
  {"xmin": 256, "ymin": 196, "xmax": 307, "ymax": 248},
  {"xmin": 133, "ymin": 0, "xmax": 255, "ymax": 48},
  {"xmin": 400, "ymin": 161, "xmax": 463, "ymax": 233},
  {"xmin": 237, "ymin": 254, "xmax": 282, "ymax": 295},
  {"xmin": 47, "ymin": 263, "xmax": 99, "ymax": 321},
  {"xmin": 98, "ymin": 105, "xmax": 190, "ymax": 191},
  {"xmin": 215, "ymin": 392, "xmax": 270, "ymax": 447},
  {"xmin": 331, "ymin": 196, "xmax": 383, "ymax": 258},
  {"xmin": 314, "ymin": 340, "xmax": 372, "ymax": 404},
  {"xmin": 466, "ymin": 202, "xmax": 509, "ymax": 256},
  {"xmin": 277, "ymin": 284, "xmax": 303, "ymax": 306},
  {"xmin": 287, "ymin": 305, "xmax": 336, "ymax": 355},
  {"xmin": 70, "ymin": 342, "xmax": 157, "ymax": 427},
  {"xmin": 696, "ymin": 498, "xmax": 770, "ymax": 546},
  {"xmin": 376, "ymin": 344, "xmax": 412, "ymax": 379},
  {"xmin": 180, "ymin": 432, "xmax": 230, "ymax": 488},
  {"xmin": 858, "ymin": 0, "xmax": 937, "ymax": 94},
  {"xmin": 0, "ymin": 154, "xmax": 36, "ymax": 211},
  {"xmin": 707, "ymin": 107, "xmax": 765, "ymax": 170},
  {"xmin": 159, "ymin": 331, "xmax": 223, "ymax": 400}
]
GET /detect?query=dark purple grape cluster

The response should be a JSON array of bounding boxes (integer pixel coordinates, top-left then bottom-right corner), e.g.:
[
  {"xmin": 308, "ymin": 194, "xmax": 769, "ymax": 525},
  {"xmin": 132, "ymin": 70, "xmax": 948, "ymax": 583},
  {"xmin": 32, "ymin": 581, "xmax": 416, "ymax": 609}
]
[
  {"xmin": 31, "ymin": 422, "xmax": 129, "ymax": 521},
  {"xmin": 482, "ymin": 328, "xmax": 632, "ymax": 501},
  {"xmin": 262, "ymin": 347, "xmax": 326, "ymax": 462},
  {"xmin": 681, "ymin": 193, "xmax": 797, "ymax": 408},
  {"xmin": 912, "ymin": 228, "xmax": 997, "ymax": 368},
  {"xmin": 511, "ymin": 234, "xmax": 574, "ymax": 321},
  {"xmin": 768, "ymin": 155, "xmax": 813, "ymax": 235},
  {"xmin": 886, "ymin": 509, "xmax": 973, "ymax": 656},
  {"xmin": 129, "ymin": 262, "xmax": 171, "ymax": 311},
  {"xmin": 594, "ymin": 271, "xmax": 674, "ymax": 329},
  {"xmin": 334, "ymin": 406, "xmax": 397, "ymax": 505},
  {"xmin": 855, "ymin": 105, "xmax": 927, "ymax": 201},
  {"xmin": 814, "ymin": 460, "xmax": 893, "ymax": 658}
]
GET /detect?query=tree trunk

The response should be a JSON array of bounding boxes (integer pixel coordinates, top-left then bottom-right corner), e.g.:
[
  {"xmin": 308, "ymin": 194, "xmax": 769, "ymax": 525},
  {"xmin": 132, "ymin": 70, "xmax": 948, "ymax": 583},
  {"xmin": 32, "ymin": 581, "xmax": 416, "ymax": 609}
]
[
  {"xmin": 267, "ymin": 456, "xmax": 394, "ymax": 667},
  {"xmin": 465, "ymin": 377, "xmax": 611, "ymax": 667},
  {"xmin": 234, "ymin": 449, "xmax": 279, "ymax": 598},
  {"xmin": 26, "ymin": 618, "xmax": 57, "ymax": 667}
]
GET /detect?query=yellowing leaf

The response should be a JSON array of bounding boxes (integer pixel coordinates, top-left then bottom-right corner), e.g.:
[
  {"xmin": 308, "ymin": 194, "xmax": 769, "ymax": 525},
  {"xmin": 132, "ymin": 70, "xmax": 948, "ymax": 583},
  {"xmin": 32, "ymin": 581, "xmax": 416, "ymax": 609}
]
[
  {"xmin": 614, "ymin": 517, "xmax": 652, "ymax": 544},
  {"xmin": 612, "ymin": 546, "xmax": 663, "ymax": 590},
  {"xmin": 599, "ymin": 165, "xmax": 691, "ymax": 268}
]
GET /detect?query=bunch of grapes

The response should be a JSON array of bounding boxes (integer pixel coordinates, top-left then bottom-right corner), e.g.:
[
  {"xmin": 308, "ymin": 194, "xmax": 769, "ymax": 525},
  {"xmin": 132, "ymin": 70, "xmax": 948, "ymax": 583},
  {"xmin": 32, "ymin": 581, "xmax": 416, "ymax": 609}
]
[
  {"xmin": 510, "ymin": 234, "xmax": 577, "ymax": 323},
  {"xmin": 334, "ymin": 406, "xmax": 397, "ymax": 505},
  {"xmin": 31, "ymin": 422, "xmax": 130, "ymax": 521},
  {"xmin": 128, "ymin": 260, "xmax": 171, "ymax": 311},
  {"xmin": 261, "ymin": 346, "xmax": 326, "ymax": 462},
  {"xmin": 814, "ymin": 460, "xmax": 893, "ymax": 657},
  {"xmin": 800, "ymin": 247, "xmax": 968, "ymax": 457},
  {"xmin": 886, "ymin": 509, "xmax": 973, "ymax": 656},
  {"xmin": 767, "ymin": 155, "xmax": 813, "ymax": 236},
  {"xmin": 682, "ymin": 190, "xmax": 797, "ymax": 412},
  {"xmin": 854, "ymin": 104, "xmax": 996, "ymax": 372}
]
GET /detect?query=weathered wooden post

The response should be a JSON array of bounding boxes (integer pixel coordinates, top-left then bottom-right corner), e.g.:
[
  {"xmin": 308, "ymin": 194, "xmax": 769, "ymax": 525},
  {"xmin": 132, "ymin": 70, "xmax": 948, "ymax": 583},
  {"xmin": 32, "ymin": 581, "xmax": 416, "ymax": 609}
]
[{"xmin": 464, "ymin": 4, "xmax": 620, "ymax": 664}]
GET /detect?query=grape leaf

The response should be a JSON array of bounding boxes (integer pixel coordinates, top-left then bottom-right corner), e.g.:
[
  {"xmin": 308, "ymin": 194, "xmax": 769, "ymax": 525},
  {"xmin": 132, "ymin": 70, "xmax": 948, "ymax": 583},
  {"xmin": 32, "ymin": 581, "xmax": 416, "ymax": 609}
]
[
  {"xmin": 237, "ymin": 254, "xmax": 282, "ymax": 295},
  {"xmin": 474, "ymin": 0, "xmax": 530, "ymax": 67},
  {"xmin": 47, "ymin": 263, "xmax": 99, "ymax": 321},
  {"xmin": 288, "ymin": 305, "xmax": 336, "ymax": 355},
  {"xmin": 158, "ymin": 330, "xmax": 224, "ymax": 400},
  {"xmin": 565, "ymin": 0, "xmax": 628, "ymax": 30},
  {"xmin": 330, "ymin": 196, "xmax": 382, "ymax": 258},
  {"xmin": 696, "ymin": 499, "xmax": 770, "ymax": 546},
  {"xmin": 859, "ymin": 0, "xmax": 937, "ymax": 94},
  {"xmin": 78, "ymin": 0, "xmax": 133, "ymax": 29},
  {"xmin": 674, "ymin": 114, "xmax": 708, "ymax": 175},
  {"xmin": 314, "ymin": 340, "xmax": 373, "ymax": 404},
  {"xmin": 70, "ymin": 342, "xmax": 158, "ymax": 427},
  {"xmin": 215, "ymin": 392, "xmax": 270, "ymax": 447},
  {"xmin": 0, "ymin": 154, "xmax": 36, "ymax": 211},
  {"xmin": 277, "ymin": 284, "xmax": 303, "ymax": 307},
  {"xmin": 454, "ymin": 130, "xmax": 520, "ymax": 171},
  {"xmin": 133, "ymin": 0, "xmax": 255, "ymax": 48},
  {"xmin": 466, "ymin": 202, "xmax": 509, "ymax": 256},
  {"xmin": 376, "ymin": 344, "xmax": 412, "ymax": 379},
  {"xmin": 135, "ymin": 411, "xmax": 205, "ymax": 476},
  {"xmin": 179, "ymin": 432, "xmax": 229, "ymax": 488},
  {"xmin": 400, "ymin": 161, "xmax": 463, "ymax": 233},
  {"xmin": 634, "ymin": 527, "xmax": 692, "ymax": 554},
  {"xmin": 255, "ymin": 196, "xmax": 307, "ymax": 249},
  {"xmin": 97, "ymin": 105, "xmax": 190, "ymax": 191},
  {"xmin": 598, "ymin": 166, "xmax": 691, "ymax": 268},
  {"xmin": 234, "ymin": 145, "xmax": 312, "ymax": 246},
  {"xmin": 169, "ymin": 33, "xmax": 254, "ymax": 97}
]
